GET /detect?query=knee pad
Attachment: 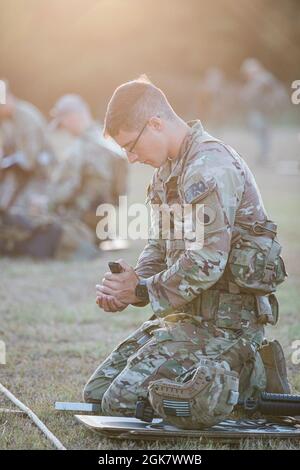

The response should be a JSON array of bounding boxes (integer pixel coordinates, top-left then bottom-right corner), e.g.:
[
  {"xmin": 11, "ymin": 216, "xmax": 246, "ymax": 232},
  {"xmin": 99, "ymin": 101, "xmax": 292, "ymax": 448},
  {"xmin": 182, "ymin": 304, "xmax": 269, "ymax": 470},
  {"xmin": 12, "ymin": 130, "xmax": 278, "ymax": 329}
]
[
  {"xmin": 101, "ymin": 384, "xmax": 133, "ymax": 417},
  {"xmin": 148, "ymin": 357, "xmax": 239, "ymax": 429}
]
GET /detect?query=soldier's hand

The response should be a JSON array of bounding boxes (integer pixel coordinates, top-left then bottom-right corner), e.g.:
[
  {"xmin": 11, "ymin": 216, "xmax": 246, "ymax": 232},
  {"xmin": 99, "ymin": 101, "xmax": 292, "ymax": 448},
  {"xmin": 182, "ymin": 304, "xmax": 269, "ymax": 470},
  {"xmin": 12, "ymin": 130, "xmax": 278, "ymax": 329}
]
[
  {"xmin": 96, "ymin": 292, "xmax": 127, "ymax": 313},
  {"xmin": 96, "ymin": 259, "xmax": 140, "ymax": 305}
]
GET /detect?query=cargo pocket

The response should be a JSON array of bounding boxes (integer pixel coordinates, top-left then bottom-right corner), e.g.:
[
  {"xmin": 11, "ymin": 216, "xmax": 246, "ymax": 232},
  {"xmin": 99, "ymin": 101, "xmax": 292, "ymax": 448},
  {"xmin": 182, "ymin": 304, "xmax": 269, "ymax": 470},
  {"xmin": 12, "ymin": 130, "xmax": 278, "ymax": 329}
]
[{"xmin": 112, "ymin": 318, "xmax": 162, "ymax": 364}]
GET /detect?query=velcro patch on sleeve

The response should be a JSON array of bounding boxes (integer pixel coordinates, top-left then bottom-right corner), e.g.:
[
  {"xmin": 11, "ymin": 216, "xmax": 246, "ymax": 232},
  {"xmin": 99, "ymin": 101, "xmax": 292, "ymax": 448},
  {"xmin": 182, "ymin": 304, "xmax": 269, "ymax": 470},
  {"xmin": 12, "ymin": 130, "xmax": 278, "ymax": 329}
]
[{"xmin": 184, "ymin": 178, "xmax": 215, "ymax": 204}]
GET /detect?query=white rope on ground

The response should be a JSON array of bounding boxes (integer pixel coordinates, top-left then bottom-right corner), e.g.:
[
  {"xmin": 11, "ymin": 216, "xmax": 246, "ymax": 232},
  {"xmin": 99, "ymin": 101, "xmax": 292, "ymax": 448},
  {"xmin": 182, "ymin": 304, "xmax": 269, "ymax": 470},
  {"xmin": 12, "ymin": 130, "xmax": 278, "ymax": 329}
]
[
  {"xmin": 0, "ymin": 407, "xmax": 26, "ymax": 415},
  {"xmin": 0, "ymin": 382, "xmax": 66, "ymax": 450}
]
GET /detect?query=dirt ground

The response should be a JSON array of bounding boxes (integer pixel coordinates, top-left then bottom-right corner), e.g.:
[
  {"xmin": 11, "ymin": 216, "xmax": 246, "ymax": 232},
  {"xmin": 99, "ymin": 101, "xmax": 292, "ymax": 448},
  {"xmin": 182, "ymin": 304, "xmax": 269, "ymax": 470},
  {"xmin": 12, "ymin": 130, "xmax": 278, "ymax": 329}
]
[{"xmin": 0, "ymin": 126, "xmax": 300, "ymax": 449}]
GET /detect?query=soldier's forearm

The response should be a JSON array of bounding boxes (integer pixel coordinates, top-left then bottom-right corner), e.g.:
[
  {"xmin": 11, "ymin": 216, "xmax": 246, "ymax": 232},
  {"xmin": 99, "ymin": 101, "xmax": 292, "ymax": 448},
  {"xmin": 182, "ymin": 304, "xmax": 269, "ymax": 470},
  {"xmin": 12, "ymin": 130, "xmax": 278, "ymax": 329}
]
[
  {"xmin": 134, "ymin": 241, "xmax": 167, "ymax": 279},
  {"xmin": 145, "ymin": 247, "xmax": 229, "ymax": 317}
]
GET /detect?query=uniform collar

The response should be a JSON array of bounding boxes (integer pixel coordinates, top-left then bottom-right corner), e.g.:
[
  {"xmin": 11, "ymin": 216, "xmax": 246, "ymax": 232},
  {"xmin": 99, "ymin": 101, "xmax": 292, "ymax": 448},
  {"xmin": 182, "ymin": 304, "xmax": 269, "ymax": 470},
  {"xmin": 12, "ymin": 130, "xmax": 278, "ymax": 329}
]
[{"xmin": 156, "ymin": 120, "xmax": 217, "ymax": 183}]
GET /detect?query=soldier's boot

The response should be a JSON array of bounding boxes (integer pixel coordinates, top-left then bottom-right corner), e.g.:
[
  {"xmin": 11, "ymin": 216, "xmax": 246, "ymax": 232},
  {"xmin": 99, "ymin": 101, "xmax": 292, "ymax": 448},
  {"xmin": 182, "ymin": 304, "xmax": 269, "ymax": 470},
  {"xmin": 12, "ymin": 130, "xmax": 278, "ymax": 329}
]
[{"xmin": 259, "ymin": 340, "xmax": 291, "ymax": 394}]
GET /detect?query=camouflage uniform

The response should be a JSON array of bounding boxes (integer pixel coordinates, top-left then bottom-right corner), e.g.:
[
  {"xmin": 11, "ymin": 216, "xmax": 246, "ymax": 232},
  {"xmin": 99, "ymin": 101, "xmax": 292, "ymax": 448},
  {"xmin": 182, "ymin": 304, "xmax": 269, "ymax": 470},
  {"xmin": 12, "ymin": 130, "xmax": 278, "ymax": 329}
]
[
  {"xmin": 49, "ymin": 124, "xmax": 128, "ymax": 232},
  {"xmin": 0, "ymin": 98, "xmax": 50, "ymax": 171},
  {"xmin": 0, "ymin": 208, "xmax": 98, "ymax": 260},
  {"xmin": 84, "ymin": 120, "xmax": 278, "ymax": 419},
  {"xmin": 0, "ymin": 99, "xmax": 52, "ymax": 211}
]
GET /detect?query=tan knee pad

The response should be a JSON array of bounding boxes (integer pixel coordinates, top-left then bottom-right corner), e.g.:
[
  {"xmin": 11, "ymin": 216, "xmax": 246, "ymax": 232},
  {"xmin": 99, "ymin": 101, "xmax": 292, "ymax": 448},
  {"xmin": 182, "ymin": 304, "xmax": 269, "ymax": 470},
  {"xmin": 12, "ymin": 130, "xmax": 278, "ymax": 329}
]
[{"xmin": 148, "ymin": 357, "xmax": 239, "ymax": 429}]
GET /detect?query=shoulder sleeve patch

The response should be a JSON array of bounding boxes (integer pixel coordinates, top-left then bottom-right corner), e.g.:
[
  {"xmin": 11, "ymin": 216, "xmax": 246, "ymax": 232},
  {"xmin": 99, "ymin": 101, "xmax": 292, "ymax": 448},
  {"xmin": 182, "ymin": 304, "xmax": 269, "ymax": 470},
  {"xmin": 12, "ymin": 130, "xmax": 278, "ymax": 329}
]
[{"xmin": 184, "ymin": 178, "xmax": 216, "ymax": 204}]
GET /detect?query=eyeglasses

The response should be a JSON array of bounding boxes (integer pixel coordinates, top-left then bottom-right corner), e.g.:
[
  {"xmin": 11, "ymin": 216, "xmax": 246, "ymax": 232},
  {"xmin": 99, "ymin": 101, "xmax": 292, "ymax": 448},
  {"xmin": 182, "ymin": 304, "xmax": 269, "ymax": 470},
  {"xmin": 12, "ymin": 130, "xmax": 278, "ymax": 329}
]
[{"xmin": 123, "ymin": 120, "xmax": 148, "ymax": 155}]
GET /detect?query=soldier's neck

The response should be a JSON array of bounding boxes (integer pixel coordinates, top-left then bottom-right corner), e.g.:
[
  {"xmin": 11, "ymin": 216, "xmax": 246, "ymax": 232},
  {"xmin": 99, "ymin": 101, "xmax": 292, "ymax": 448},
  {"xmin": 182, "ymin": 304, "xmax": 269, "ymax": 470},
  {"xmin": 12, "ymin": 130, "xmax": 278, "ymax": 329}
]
[{"xmin": 167, "ymin": 118, "xmax": 190, "ymax": 161}]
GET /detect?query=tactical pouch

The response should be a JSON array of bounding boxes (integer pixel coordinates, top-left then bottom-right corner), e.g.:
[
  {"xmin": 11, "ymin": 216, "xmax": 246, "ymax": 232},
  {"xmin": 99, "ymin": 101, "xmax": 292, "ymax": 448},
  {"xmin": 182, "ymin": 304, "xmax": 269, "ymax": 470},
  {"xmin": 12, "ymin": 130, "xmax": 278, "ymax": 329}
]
[
  {"xmin": 255, "ymin": 293, "xmax": 279, "ymax": 325},
  {"xmin": 227, "ymin": 220, "xmax": 287, "ymax": 295},
  {"xmin": 201, "ymin": 289, "xmax": 258, "ymax": 330}
]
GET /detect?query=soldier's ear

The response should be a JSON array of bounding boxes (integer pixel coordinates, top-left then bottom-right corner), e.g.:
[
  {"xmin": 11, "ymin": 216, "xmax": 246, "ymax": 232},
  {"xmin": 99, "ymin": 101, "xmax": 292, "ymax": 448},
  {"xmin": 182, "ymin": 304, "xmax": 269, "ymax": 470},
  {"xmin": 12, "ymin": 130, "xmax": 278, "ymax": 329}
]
[{"xmin": 148, "ymin": 116, "xmax": 162, "ymax": 131}]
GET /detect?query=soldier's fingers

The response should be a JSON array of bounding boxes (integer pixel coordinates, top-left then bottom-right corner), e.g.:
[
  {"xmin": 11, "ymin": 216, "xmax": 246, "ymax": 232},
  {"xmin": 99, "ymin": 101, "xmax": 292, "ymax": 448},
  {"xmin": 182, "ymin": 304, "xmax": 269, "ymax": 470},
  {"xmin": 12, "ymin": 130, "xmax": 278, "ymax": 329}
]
[
  {"xmin": 96, "ymin": 285, "xmax": 106, "ymax": 296},
  {"xmin": 104, "ymin": 271, "xmax": 131, "ymax": 281},
  {"xmin": 96, "ymin": 295, "xmax": 106, "ymax": 308},
  {"xmin": 104, "ymin": 271, "xmax": 114, "ymax": 279},
  {"xmin": 103, "ymin": 272, "xmax": 125, "ymax": 281},
  {"xmin": 96, "ymin": 289, "xmax": 125, "ymax": 311},
  {"xmin": 105, "ymin": 295, "xmax": 124, "ymax": 312},
  {"xmin": 97, "ymin": 285, "xmax": 115, "ymax": 296},
  {"xmin": 96, "ymin": 293, "xmax": 110, "ymax": 311},
  {"xmin": 110, "ymin": 297, "xmax": 127, "ymax": 309},
  {"xmin": 102, "ymin": 278, "xmax": 121, "ymax": 289},
  {"xmin": 101, "ymin": 295, "xmax": 114, "ymax": 312},
  {"xmin": 96, "ymin": 283, "xmax": 118, "ymax": 295},
  {"xmin": 107, "ymin": 297, "xmax": 123, "ymax": 311},
  {"xmin": 96, "ymin": 293, "xmax": 107, "ymax": 304}
]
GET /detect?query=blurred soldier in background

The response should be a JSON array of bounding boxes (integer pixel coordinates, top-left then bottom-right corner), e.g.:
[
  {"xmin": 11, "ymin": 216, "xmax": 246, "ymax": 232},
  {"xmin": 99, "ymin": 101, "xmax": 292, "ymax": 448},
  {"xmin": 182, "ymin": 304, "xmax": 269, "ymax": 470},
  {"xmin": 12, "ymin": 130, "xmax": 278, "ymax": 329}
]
[
  {"xmin": 194, "ymin": 67, "xmax": 239, "ymax": 132},
  {"xmin": 48, "ymin": 94, "xmax": 128, "ymax": 246},
  {"xmin": 0, "ymin": 88, "xmax": 99, "ymax": 260},
  {"xmin": 0, "ymin": 81, "xmax": 54, "ymax": 212},
  {"xmin": 196, "ymin": 67, "xmax": 226, "ymax": 128},
  {"xmin": 0, "ymin": 206, "xmax": 98, "ymax": 260},
  {"xmin": 240, "ymin": 58, "xmax": 288, "ymax": 166}
]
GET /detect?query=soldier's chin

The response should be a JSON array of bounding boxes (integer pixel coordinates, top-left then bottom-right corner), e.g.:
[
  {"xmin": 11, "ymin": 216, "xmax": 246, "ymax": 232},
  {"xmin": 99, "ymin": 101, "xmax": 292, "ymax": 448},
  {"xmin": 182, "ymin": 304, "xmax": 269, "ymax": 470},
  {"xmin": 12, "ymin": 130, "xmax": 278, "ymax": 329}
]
[{"xmin": 144, "ymin": 160, "xmax": 156, "ymax": 167}]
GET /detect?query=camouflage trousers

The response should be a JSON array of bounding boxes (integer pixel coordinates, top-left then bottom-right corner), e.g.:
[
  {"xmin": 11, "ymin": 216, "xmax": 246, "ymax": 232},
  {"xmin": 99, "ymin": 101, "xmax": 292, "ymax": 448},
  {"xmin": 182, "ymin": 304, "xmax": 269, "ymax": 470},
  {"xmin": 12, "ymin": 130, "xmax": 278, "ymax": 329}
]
[{"xmin": 83, "ymin": 313, "xmax": 266, "ymax": 417}]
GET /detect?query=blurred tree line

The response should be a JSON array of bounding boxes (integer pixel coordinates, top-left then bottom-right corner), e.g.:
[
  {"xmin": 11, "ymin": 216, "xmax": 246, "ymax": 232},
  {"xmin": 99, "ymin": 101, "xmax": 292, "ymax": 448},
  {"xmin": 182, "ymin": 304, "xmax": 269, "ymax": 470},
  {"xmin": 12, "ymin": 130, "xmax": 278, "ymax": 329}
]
[{"xmin": 0, "ymin": 0, "xmax": 299, "ymax": 117}]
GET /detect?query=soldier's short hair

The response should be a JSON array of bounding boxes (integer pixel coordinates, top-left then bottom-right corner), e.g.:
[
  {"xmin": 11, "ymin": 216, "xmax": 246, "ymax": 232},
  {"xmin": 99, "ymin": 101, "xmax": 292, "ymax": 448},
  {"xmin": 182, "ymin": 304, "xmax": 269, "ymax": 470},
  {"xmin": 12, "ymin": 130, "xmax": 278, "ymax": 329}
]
[{"xmin": 104, "ymin": 75, "xmax": 175, "ymax": 138}]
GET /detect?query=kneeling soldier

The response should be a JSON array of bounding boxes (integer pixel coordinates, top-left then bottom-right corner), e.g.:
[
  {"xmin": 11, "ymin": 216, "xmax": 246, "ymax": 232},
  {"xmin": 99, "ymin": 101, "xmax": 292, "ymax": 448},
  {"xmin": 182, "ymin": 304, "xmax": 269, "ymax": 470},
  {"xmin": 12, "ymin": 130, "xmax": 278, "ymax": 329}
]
[{"xmin": 83, "ymin": 77, "xmax": 289, "ymax": 429}]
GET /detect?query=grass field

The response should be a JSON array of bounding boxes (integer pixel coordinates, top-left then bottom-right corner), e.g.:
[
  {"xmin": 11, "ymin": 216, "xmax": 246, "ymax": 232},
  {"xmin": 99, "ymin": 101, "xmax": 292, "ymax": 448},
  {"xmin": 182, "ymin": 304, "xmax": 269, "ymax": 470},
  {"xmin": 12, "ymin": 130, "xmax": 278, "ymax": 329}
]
[{"xmin": 1, "ymin": 127, "xmax": 299, "ymax": 450}]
